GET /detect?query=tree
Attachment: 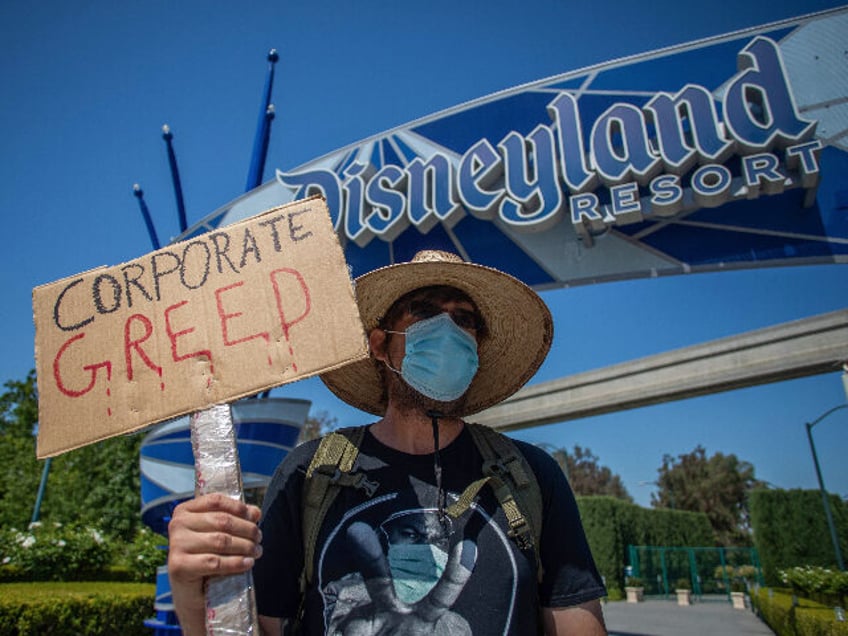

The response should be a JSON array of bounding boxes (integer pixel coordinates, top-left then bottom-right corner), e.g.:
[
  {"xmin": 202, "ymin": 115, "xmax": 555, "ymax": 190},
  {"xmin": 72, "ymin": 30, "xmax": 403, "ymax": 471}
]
[
  {"xmin": 0, "ymin": 370, "xmax": 143, "ymax": 540},
  {"xmin": 45, "ymin": 432, "xmax": 144, "ymax": 540},
  {"xmin": 297, "ymin": 410, "xmax": 339, "ymax": 443},
  {"xmin": 653, "ymin": 445, "xmax": 764, "ymax": 546},
  {"xmin": 0, "ymin": 369, "xmax": 348, "ymax": 539},
  {"xmin": 0, "ymin": 371, "xmax": 41, "ymax": 529},
  {"xmin": 543, "ymin": 444, "xmax": 633, "ymax": 502},
  {"xmin": 0, "ymin": 370, "xmax": 38, "ymax": 438}
]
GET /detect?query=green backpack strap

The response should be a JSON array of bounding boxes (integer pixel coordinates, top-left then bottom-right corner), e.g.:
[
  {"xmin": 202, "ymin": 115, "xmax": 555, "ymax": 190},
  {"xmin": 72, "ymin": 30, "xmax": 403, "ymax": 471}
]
[
  {"xmin": 301, "ymin": 426, "xmax": 376, "ymax": 586},
  {"xmin": 447, "ymin": 423, "xmax": 544, "ymax": 577}
]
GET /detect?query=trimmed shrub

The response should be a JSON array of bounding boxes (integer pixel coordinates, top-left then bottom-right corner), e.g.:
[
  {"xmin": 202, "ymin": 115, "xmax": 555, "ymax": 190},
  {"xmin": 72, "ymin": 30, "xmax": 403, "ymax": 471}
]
[
  {"xmin": 0, "ymin": 523, "xmax": 166, "ymax": 583},
  {"xmin": 576, "ymin": 496, "xmax": 713, "ymax": 594},
  {"xmin": 0, "ymin": 523, "xmax": 109, "ymax": 581},
  {"xmin": 110, "ymin": 526, "xmax": 169, "ymax": 582},
  {"xmin": 750, "ymin": 489, "xmax": 848, "ymax": 586},
  {"xmin": 779, "ymin": 566, "xmax": 848, "ymax": 608},
  {"xmin": 751, "ymin": 586, "xmax": 848, "ymax": 636},
  {"xmin": 0, "ymin": 582, "xmax": 155, "ymax": 635}
]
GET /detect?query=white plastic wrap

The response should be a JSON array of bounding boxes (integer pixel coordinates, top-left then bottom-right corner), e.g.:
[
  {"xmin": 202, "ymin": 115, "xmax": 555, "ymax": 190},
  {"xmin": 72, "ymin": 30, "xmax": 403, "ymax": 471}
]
[{"xmin": 190, "ymin": 404, "xmax": 260, "ymax": 636}]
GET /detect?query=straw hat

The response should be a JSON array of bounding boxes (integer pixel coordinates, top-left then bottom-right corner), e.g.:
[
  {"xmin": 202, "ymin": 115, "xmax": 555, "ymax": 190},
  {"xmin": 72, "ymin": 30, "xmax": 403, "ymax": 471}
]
[{"xmin": 320, "ymin": 250, "xmax": 553, "ymax": 416}]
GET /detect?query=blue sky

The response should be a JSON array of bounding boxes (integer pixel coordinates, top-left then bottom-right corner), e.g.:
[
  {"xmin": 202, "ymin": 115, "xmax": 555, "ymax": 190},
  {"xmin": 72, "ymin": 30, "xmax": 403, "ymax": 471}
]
[{"xmin": 2, "ymin": 0, "xmax": 846, "ymax": 508}]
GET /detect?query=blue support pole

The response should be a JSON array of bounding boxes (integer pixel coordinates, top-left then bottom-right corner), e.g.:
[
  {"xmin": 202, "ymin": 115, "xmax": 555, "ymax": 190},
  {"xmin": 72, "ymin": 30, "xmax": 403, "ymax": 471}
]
[
  {"xmin": 31, "ymin": 457, "xmax": 52, "ymax": 524},
  {"xmin": 162, "ymin": 125, "xmax": 188, "ymax": 234},
  {"xmin": 132, "ymin": 184, "xmax": 161, "ymax": 250},
  {"xmin": 245, "ymin": 49, "xmax": 279, "ymax": 192},
  {"xmin": 250, "ymin": 49, "xmax": 279, "ymax": 401}
]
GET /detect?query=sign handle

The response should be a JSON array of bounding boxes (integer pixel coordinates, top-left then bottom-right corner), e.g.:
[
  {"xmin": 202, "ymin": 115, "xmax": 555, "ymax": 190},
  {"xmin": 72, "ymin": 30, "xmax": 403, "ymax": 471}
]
[{"xmin": 190, "ymin": 404, "xmax": 260, "ymax": 636}]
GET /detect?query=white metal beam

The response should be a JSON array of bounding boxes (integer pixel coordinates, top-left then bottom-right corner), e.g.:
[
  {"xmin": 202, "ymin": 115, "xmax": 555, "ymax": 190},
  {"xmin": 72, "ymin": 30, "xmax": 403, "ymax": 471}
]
[{"xmin": 474, "ymin": 309, "xmax": 848, "ymax": 431}]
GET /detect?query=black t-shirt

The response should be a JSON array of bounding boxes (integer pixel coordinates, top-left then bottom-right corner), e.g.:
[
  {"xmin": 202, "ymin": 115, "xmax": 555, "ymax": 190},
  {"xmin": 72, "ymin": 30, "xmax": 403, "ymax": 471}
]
[{"xmin": 254, "ymin": 425, "xmax": 605, "ymax": 635}]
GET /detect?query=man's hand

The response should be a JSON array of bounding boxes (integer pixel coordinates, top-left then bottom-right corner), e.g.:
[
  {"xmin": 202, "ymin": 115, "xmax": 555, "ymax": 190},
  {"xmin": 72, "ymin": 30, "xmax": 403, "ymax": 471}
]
[
  {"xmin": 330, "ymin": 522, "xmax": 476, "ymax": 635},
  {"xmin": 167, "ymin": 494, "xmax": 263, "ymax": 635}
]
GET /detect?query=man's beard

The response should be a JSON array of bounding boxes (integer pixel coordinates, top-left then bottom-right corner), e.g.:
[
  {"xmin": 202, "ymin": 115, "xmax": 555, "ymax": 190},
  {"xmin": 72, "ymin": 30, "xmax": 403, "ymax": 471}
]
[{"xmin": 385, "ymin": 365, "xmax": 469, "ymax": 417}]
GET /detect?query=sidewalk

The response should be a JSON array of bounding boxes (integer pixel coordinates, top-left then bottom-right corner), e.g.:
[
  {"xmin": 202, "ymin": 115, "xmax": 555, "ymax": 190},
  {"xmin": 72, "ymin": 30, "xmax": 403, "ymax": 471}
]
[{"xmin": 601, "ymin": 599, "xmax": 775, "ymax": 636}]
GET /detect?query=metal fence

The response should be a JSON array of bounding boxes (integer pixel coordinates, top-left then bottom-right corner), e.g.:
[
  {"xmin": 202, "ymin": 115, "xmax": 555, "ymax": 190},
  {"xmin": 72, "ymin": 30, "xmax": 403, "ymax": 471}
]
[{"xmin": 628, "ymin": 546, "xmax": 765, "ymax": 600}]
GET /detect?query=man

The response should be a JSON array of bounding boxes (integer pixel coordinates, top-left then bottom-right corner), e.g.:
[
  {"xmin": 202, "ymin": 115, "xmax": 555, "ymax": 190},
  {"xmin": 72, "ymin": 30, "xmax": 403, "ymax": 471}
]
[{"xmin": 168, "ymin": 250, "xmax": 607, "ymax": 635}]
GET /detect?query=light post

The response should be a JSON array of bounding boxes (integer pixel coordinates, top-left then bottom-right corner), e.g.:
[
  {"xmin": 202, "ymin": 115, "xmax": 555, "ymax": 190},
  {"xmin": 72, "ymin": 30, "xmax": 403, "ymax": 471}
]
[{"xmin": 805, "ymin": 403, "xmax": 847, "ymax": 572}]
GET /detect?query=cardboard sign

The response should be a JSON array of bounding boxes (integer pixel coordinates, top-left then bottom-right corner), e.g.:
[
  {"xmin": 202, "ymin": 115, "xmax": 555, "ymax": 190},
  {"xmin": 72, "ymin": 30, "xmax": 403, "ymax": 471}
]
[{"xmin": 33, "ymin": 197, "xmax": 368, "ymax": 458}]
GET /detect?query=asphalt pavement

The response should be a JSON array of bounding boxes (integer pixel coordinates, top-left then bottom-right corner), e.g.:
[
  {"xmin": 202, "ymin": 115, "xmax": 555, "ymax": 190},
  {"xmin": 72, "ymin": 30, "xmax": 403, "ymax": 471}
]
[{"xmin": 601, "ymin": 598, "xmax": 775, "ymax": 635}]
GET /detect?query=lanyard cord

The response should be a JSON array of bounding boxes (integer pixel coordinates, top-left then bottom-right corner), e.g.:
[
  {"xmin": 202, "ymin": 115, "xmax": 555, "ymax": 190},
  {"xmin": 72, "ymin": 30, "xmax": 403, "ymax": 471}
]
[{"xmin": 427, "ymin": 409, "xmax": 448, "ymax": 529}]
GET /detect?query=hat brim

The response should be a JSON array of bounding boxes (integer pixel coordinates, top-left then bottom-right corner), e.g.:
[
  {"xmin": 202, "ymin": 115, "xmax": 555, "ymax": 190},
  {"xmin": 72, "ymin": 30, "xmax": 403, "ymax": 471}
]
[{"xmin": 320, "ymin": 257, "xmax": 553, "ymax": 417}]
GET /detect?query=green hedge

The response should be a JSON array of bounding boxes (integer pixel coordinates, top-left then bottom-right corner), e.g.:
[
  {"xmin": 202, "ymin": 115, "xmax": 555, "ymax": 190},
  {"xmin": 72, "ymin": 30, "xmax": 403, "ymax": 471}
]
[
  {"xmin": 750, "ymin": 490, "xmax": 848, "ymax": 586},
  {"xmin": 576, "ymin": 496, "xmax": 714, "ymax": 594},
  {"xmin": 0, "ymin": 582, "xmax": 155, "ymax": 635},
  {"xmin": 751, "ymin": 587, "xmax": 848, "ymax": 636},
  {"xmin": 0, "ymin": 523, "xmax": 166, "ymax": 583},
  {"xmin": 779, "ymin": 566, "xmax": 848, "ymax": 609}
]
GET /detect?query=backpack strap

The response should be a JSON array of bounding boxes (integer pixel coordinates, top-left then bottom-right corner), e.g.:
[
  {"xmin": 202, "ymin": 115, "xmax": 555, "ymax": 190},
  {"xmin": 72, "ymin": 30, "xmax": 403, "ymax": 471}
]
[
  {"xmin": 301, "ymin": 426, "xmax": 376, "ymax": 586},
  {"xmin": 447, "ymin": 423, "xmax": 544, "ymax": 578}
]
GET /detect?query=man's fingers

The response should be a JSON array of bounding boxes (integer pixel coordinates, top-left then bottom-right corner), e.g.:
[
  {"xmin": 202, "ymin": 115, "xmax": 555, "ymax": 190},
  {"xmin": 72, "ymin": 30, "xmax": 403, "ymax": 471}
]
[
  {"xmin": 169, "ymin": 551, "xmax": 259, "ymax": 581},
  {"xmin": 179, "ymin": 509, "xmax": 262, "ymax": 544},
  {"xmin": 417, "ymin": 539, "xmax": 476, "ymax": 620},
  {"xmin": 180, "ymin": 492, "xmax": 261, "ymax": 523},
  {"xmin": 170, "ymin": 495, "xmax": 261, "ymax": 542},
  {"xmin": 173, "ymin": 523, "xmax": 263, "ymax": 557},
  {"xmin": 167, "ymin": 494, "xmax": 263, "ymax": 587}
]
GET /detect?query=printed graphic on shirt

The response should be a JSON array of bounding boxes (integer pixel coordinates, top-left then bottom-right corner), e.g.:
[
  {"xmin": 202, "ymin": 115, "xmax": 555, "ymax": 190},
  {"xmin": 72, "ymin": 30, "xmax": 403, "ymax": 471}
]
[{"xmin": 316, "ymin": 488, "xmax": 526, "ymax": 636}]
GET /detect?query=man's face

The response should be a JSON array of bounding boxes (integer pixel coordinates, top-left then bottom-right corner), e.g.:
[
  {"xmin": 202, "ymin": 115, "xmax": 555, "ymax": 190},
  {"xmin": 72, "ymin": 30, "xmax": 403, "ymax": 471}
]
[
  {"xmin": 375, "ymin": 296, "xmax": 483, "ymax": 416},
  {"xmin": 381, "ymin": 511, "xmax": 448, "ymax": 545}
]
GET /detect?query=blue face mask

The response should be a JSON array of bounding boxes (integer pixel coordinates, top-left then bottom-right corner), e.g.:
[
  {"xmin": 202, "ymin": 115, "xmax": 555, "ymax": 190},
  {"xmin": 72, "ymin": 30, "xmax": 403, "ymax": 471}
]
[
  {"xmin": 387, "ymin": 542, "xmax": 448, "ymax": 604},
  {"xmin": 389, "ymin": 312, "xmax": 479, "ymax": 402}
]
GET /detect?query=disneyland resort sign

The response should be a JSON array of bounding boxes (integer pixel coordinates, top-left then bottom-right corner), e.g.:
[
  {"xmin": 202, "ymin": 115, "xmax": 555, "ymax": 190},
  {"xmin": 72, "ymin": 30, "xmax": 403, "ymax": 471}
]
[{"xmin": 277, "ymin": 37, "xmax": 821, "ymax": 247}]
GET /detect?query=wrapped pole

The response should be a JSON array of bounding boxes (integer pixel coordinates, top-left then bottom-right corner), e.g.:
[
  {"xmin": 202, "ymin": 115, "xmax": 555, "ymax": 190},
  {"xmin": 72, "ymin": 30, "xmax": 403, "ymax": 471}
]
[{"xmin": 190, "ymin": 404, "xmax": 259, "ymax": 635}]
